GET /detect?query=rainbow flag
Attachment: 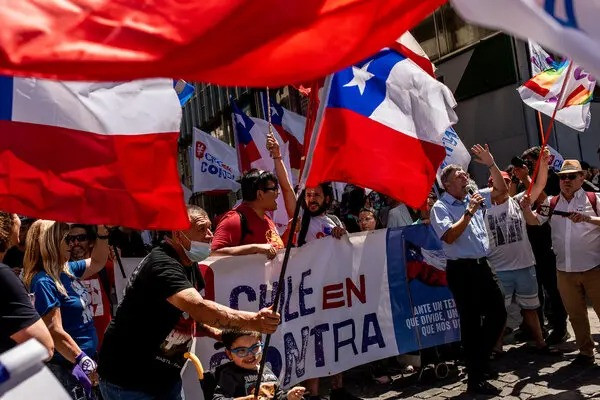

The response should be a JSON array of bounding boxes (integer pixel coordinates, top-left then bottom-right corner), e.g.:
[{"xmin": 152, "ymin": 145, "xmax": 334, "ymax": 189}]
[{"xmin": 517, "ymin": 41, "xmax": 595, "ymax": 132}]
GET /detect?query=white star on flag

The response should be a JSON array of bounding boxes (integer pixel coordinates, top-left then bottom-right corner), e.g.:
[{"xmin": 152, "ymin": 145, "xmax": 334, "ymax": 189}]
[
  {"xmin": 270, "ymin": 106, "xmax": 279, "ymax": 117},
  {"xmin": 343, "ymin": 61, "xmax": 374, "ymax": 95},
  {"xmin": 234, "ymin": 112, "xmax": 246, "ymax": 128}
]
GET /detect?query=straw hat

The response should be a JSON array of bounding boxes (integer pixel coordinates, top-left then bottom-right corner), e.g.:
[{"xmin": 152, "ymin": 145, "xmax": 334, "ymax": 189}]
[{"xmin": 557, "ymin": 160, "xmax": 583, "ymax": 175}]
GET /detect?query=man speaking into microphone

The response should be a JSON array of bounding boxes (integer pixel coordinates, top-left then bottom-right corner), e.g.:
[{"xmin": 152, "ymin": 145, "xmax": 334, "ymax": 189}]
[{"xmin": 431, "ymin": 144, "xmax": 508, "ymax": 396}]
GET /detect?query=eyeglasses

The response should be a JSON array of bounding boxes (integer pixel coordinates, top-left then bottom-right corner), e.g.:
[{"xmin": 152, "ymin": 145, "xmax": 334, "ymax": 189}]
[
  {"xmin": 262, "ymin": 186, "xmax": 279, "ymax": 193},
  {"xmin": 559, "ymin": 173, "xmax": 580, "ymax": 181},
  {"xmin": 65, "ymin": 233, "xmax": 88, "ymax": 243},
  {"xmin": 229, "ymin": 342, "xmax": 263, "ymax": 358}
]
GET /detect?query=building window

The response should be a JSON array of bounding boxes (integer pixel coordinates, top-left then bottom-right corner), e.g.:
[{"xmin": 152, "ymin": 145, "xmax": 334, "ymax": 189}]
[{"xmin": 411, "ymin": 5, "xmax": 496, "ymax": 61}]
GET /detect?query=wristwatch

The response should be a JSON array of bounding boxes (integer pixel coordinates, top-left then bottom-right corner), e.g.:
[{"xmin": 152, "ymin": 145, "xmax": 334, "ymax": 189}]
[{"xmin": 464, "ymin": 209, "xmax": 474, "ymax": 218}]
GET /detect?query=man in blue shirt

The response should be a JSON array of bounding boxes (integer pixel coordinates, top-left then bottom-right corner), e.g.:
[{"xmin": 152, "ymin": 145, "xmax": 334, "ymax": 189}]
[{"xmin": 431, "ymin": 144, "xmax": 507, "ymax": 396}]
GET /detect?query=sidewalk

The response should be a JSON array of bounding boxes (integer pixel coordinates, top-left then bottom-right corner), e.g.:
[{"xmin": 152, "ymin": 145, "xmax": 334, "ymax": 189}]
[{"xmin": 343, "ymin": 308, "xmax": 600, "ymax": 399}]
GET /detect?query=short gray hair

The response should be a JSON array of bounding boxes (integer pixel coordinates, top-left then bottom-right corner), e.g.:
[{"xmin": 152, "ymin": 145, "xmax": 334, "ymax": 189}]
[
  {"xmin": 187, "ymin": 205, "xmax": 208, "ymax": 222},
  {"xmin": 440, "ymin": 164, "xmax": 463, "ymax": 189}
]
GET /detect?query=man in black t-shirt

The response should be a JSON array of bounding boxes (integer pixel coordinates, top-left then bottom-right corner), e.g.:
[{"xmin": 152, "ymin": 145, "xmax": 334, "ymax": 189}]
[
  {"xmin": 0, "ymin": 212, "xmax": 53, "ymax": 356},
  {"xmin": 98, "ymin": 205, "xmax": 280, "ymax": 400}
]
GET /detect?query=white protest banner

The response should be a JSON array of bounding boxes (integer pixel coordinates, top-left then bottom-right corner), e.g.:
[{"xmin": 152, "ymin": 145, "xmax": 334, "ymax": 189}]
[
  {"xmin": 437, "ymin": 127, "xmax": 471, "ymax": 185},
  {"xmin": 0, "ymin": 340, "xmax": 70, "ymax": 400},
  {"xmin": 193, "ymin": 128, "xmax": 241, "ymax": 193},
  {"xmin": 184, "ymin": 225, "xmax": 458, "ymax": 398}
]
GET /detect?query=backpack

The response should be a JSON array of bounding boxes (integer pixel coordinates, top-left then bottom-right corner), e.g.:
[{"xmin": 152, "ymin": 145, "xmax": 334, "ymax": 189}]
[
  {"xmin": 546, "ymin": 191, "xmax": 598, "ymax": 219},
  {"xmin": 236, "ymin": 210, "xmax": 252, "ymax": 243}
]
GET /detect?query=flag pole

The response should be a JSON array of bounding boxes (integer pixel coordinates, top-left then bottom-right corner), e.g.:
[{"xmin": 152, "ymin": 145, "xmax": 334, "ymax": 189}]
[
  {"xmin": 230, "ymin": 96, "xmax": 245, "ymax": 175},
  {"xmin": 254, "ymin": 190, "xmax": 305, "ymax": 399},
  {"xmin": 254, "ymin": 77, "xmax": 331, "ymax": 395},
  {"xmin": 112, "ymin": 244, "xmax": 127, "ymax": 279},
  {"xmin": 526, "ymin": 60, "xmax": 574, "ymax": 196},
  {"xmin": 299, "ymin": 75, "xmax": 333, "ymax": 189},
  {"xmin": 536, "ymin": 111, "xmax": 545, "ymax": 144}
]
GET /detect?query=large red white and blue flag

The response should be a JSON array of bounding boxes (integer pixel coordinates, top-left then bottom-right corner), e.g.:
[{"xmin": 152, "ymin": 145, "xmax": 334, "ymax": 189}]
[
  {"xmin": 0, "ymin": 77, "xmax": 187, "ymax": 229},
  {"xmin": 303, "ymin": 49, "xmax": 457, "ymax": 208},
  {"xmin": 0, "ymin": 0, "xmax": 445, "ymax": 86},
  {"xmin": 261, "ymin": 94, "xmax": 306, "ymax": 173}
]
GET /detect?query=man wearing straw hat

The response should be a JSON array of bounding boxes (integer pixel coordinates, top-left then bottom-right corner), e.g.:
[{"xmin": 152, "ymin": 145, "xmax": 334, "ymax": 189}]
[{"xmin": 522, "ymin": 159, "xmax": 600, "ymax": 367}]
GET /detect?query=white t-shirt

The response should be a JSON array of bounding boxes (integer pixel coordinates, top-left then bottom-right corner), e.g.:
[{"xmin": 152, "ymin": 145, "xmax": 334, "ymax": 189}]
[
  {"xmin": 387, "ymin": 204, "xmax": 413, "ymax": 228},
  {"xmin": 301, "ymin": 214, "xmax": 340, "ymax": 244},
  {"xmin": 484, "ymin": 193, "xmax": 535, "ymax": 272}
]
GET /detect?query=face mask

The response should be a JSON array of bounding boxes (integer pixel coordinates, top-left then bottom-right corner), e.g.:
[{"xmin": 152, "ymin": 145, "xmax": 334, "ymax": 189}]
[{"xmin": 181, "ymin": 232, "xmax": 211, "ymax": 262}]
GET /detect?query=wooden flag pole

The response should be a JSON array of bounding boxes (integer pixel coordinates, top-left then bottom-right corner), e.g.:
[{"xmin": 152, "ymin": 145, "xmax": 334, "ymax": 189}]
[{"xmin": 536, "ymin": 111, "xmax": 545, "ymax": 144}]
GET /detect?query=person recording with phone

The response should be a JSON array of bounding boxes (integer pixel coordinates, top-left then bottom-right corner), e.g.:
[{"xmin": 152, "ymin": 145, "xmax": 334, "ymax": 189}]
[
  {"xmin": 521, "ymin": 160, "xmax": 600, "ymax": 367},
  {"xmin": 430, "ymin": 144, "xmax": 507, "ymax": 396}
]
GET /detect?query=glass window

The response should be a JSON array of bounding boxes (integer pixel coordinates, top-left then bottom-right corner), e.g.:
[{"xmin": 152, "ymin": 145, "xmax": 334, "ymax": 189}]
[
  {"xmin": 411, "ymin": 5, "xmax": 497, "ymax": 61},
  {"xmin": 439, "ymin": 4, "xmax": 495, "ymax": 54},
  {"xmin": 411, "ymin": 12, "xmax": 440, "ymax": 60}
]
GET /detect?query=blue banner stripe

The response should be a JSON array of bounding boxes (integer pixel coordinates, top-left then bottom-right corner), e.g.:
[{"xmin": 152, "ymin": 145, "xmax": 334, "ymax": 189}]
[
  {"xmin": 0, "ymin": 76, "xmax": 13, "ymax": 121},
  {"xmin": 386, "ymin": 227, "xmax": 420, "ymax": 354},
  {"xmin": 386, "ymin": 224, "xmax": 459, "ymax": 354}
]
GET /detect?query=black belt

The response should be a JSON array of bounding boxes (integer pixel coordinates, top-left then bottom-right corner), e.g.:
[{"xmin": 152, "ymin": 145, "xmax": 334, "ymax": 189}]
[{"xmin": 447, "ymin": 257, "xmax": 488, "ymax": 266}]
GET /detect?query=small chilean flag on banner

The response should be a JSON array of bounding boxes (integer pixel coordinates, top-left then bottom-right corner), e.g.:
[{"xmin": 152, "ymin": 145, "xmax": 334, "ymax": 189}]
[
  {"xmin": 0, "ymin": 77, "xmax": 188, "ymax": 229},
  {"xmin": 303, "ymin": 48, "xmax": 457, "ymax": 208}
]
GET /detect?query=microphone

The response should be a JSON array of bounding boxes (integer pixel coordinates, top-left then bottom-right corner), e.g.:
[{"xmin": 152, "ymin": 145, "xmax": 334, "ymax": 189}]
[{"xmin": 467, "ymin": 181, "xmax": 486, "ymax": 209}]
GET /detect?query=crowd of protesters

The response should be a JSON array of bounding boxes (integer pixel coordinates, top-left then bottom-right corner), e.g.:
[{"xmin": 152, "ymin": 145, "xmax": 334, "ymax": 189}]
[{"xmin": 2, "ymin": 134, "xmax": 600, "ymax": 400}]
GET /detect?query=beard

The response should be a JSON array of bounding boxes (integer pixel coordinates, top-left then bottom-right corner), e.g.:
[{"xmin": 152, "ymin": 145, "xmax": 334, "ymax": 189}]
[
  {"xmin": 69, "ymin": 246, "xmax": 87, "ymax": 261},
  {"xmin": 305, "ymin": 201, "xmax": 329, "ymax": 217}
]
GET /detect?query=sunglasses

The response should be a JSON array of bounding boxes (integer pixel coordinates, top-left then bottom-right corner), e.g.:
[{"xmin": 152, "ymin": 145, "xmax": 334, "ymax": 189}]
[
  {"xmin": 559, "ymin": 173, "xmax": 580, "ymax": 181},
  {"xmin": 229, "ymin": 342, "xmax": 263, "ymax": 358},
  {"xmin": 65, "ymin": 233, "xmax": 88, "ymax": 243}
]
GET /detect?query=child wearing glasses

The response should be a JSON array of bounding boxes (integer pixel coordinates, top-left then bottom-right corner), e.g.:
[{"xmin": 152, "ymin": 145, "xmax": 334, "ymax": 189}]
[{"xmin": 213, "ymin": 329, "xmax": 305, "ymax": 400}]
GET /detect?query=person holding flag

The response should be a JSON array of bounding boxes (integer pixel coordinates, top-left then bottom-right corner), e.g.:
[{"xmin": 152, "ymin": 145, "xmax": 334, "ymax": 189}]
[
  {"xmin": 211, "ymin": 131, "xmax": 296, "ymax": 257},
  {"xmin": 98, "ymin": 205, "xmax": 280, "ymax": 400}
]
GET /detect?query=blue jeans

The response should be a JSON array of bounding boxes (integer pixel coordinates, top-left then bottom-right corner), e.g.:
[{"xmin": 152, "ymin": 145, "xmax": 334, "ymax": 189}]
[{"xmin": 99, "ymin": 379, "xmax": 183, "ymax": 400}]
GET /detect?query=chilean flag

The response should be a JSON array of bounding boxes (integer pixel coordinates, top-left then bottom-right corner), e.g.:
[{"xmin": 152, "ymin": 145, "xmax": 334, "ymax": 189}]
[
  {"xmin": 232, "ymin": 101, "xmax": 264, "ymax": 173},
  {"xmin": 0, "ymin": 0, "xmax": 446, "ymax": 86},
  {"xmin": 261, "ymin": 94, "xmax": 306, "ymax": 171},
  {"xmin": 0, "ymin": 77, "xmax": 188, "ymax": 229},
  {"xmin": 304, "ymin": 49, "xmax": 457, "ymax": 208}
]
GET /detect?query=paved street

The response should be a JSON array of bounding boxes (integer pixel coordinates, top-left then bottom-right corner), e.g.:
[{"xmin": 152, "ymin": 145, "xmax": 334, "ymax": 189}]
[{"xmin": 342, "ymin": 308, "xmax": 600, "ymax": 399}]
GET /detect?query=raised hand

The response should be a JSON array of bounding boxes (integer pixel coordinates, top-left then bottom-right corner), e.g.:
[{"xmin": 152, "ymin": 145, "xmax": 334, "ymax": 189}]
[
  {"xmin": 266, "ymin": 133, "xmax": 281, "ymax": 159},
  {"xmin": 471, "ymin": 144, "xmax": 495, "ymax": 167}
]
